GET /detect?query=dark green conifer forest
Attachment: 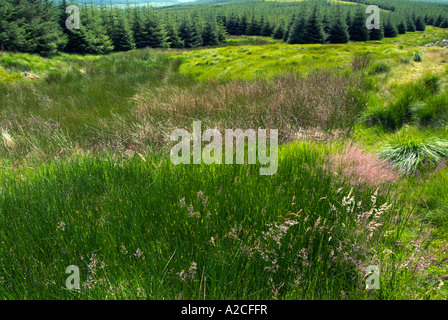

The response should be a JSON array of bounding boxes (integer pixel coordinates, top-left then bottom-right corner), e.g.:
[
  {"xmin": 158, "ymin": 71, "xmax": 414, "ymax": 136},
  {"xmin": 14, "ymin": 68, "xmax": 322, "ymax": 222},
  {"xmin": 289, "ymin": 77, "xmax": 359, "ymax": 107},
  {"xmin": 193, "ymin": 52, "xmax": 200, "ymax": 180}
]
[{"xmin": 1, "ymin": 0, "xmax": 448, "ymax": 56}]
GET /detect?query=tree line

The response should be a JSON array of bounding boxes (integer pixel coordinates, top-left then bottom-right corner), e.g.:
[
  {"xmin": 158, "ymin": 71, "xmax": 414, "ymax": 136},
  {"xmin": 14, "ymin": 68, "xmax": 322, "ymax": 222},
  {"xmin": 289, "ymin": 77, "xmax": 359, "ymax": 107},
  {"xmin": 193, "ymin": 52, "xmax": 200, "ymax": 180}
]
[
  {"xmin": 1, "ymin": 0, "xmax": 448, "ymax": 56},
  {"xmin": 0, "ymin": 0, "xmax": 227, "ymax": 56}
]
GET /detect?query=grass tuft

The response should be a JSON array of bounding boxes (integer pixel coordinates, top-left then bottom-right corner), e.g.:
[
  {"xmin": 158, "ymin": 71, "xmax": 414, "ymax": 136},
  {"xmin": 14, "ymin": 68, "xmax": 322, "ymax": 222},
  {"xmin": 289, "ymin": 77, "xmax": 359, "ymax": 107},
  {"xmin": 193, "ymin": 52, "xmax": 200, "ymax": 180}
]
[{"xmin": 379, "ymin": 126, "xmax": 448, "ymax": 176}]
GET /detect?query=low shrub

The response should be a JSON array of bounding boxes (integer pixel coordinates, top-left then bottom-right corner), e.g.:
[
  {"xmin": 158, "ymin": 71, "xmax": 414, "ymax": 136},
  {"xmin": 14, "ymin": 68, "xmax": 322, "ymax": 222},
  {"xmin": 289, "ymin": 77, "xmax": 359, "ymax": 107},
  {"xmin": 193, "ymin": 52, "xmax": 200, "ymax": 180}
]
[{"xmin": 413, "ymin": 51, "xmax": 424, "ymax": 62}]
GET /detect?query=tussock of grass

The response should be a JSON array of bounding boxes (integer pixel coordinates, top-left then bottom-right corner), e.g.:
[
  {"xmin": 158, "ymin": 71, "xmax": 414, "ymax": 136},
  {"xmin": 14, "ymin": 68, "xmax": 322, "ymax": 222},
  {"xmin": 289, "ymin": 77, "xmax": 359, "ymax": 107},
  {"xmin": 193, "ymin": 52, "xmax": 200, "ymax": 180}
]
[
  {"xmin": 411, "ymin": 93, "xmax": 448, "ymax": 127},
  {"xmin": 379, "ymin": 127, "xmax": 448, "ymax": 176},
  {"xmin": 361, "ymin": 74, "xmax": 440, "ymax": 130}
]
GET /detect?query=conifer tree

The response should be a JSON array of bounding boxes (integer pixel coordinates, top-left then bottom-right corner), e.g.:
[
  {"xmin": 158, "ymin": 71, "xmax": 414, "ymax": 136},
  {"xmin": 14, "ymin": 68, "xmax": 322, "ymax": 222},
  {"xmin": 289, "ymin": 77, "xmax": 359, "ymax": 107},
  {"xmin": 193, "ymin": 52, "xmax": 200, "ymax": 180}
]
[
  {"xmin": 328, "ymin": 11, "xmax": 349, "ymax": 44},
  {"xmin": 239, "ymin": 14, "xmax": 248, "ymax": 36},
  {"xmin": 17, "ymin": 0, "xmax": 67, "ymax": 56},
  {"xmin": 246, "ymin": 16, "xmax": 261, "ymax": 36},
  {"xmin": 321, "ymin": 12, "xmax": 331, "ymax": 36},
  {"xmin": 282, "ymin": 14, "xmax": 295, "ymax": 42},
  {"xmin": 346, "ymin": 10, "xmax": 353, "ymax": 32},
  {"xmin": 384, "ymin": 19, "xmax": 398, "ymax": 38},
  {"xmin": 369, "ymin": 24, "xmax": 384, "ymax": 40},
  {"xmin": 165, "ymin": 23, "xmax": 183, "ymax": 48},
  {"xmin": 83, "ymin": 5, "xmax": 114, "ymax": 54},
  {"xmin": 407, "ymin": 17, "xmax": 416, "ymax": 31},
  {"xmin": 145, "ymin": 14, "xmax": 169, "ymax": 48},
  {"xmin": 349, "ymin": 9, "xmax": 370, "ymax": 42},
  {"xmin": 131, "ymin": 10, "xmax": 149, "ymax": 49},
  {"xmin": 303, "ymin": 5, "xmax": 327, "ymax": 44},
  {"xmin": 178, "ymin": 18, "xmax": 202, "ymax": 48},
  {"xmin": 415, "ymin": 16, "xmax": 426, "ymax": 31},
  {"xmin": 434, "ymin": 15, "xmax": 444, "ymax": 27},
  {"xmin": 217, "ymin": 21, "xmax": 227, "ymax": 43},
  {"xmin": 440, "ymin": 19, "xmax": 448, "ymax": 29},
  {"xmin": 0, "ymin": 2, "xmax": 32, "ymax": 52},
  {"xmin": 287, "ymin": 15, "xmax": 306, "ymax": 44},
  {"xmin": 111, "ymin": 14, "xmax": 135, "ymax": 51},
  {"xmin": 261, "ymin": 20, "xmax": 273, "ymax": 37},
  {"xmin": 272, "ymin": 23, "xmax": 284, "ymax": 40},
  {"xmin": 397, "ymin": 21, "xmax": 407, "ymax": 34},
  {"xmin": 226, "ymin": 13, "xmax": 240, "ymax": 35},
  {"xmin": 201, "ymin": 19, "xmax": 220, "ymax": 46}
]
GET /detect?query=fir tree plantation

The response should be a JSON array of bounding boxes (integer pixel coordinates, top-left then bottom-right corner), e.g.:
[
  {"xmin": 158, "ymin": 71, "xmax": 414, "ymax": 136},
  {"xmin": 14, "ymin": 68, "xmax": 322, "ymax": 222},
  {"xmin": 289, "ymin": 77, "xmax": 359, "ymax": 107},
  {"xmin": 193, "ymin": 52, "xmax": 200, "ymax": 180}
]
[{"xmin": 2, "ymin": 0, "xmax": 448, "ymax": 56}]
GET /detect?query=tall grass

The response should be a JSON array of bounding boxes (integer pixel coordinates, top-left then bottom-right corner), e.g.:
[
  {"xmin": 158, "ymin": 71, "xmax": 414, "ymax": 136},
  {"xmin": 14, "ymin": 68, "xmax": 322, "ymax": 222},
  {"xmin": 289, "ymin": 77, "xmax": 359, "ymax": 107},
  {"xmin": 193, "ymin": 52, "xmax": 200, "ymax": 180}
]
[
  {"xmin": 1, "ymin": 53, "xmax": 365, "ymax": 165},
  {"xmin": 132, "ymin": 71, "xmax": 364, "ymax": 143},
  {"xmin": 360, "ymin": 74, "xmax": 441, "ymax": 130},
  {"xmin": 0, "ymin": 142, "xmax": 409, "ymax": 299}
]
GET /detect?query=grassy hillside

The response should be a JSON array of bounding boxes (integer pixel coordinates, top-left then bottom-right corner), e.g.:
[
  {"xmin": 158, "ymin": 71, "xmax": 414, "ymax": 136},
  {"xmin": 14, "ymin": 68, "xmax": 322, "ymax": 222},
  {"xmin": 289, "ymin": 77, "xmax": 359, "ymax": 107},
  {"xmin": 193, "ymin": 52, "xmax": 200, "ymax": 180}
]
[{"xmin": 1, "ymin": 22, "xmax": 448, "ymax": 299}]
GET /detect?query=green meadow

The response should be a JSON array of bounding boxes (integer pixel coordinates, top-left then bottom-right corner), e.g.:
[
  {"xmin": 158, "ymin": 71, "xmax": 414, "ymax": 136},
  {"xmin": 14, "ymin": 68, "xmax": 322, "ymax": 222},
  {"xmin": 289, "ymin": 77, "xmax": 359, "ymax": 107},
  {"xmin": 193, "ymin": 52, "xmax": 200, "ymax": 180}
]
[{"xmin": 1, "ymin": 24, "xmax": 448, "ymax": 300}]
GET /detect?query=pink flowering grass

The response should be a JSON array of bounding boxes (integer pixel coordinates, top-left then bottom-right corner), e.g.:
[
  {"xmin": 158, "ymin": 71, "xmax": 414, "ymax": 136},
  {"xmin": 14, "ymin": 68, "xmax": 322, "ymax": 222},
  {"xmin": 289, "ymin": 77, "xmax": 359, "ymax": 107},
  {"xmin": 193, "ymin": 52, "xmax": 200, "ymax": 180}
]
[{"xmin": 330, "ymin": 144, "xmax": 399, "ymax": 188}]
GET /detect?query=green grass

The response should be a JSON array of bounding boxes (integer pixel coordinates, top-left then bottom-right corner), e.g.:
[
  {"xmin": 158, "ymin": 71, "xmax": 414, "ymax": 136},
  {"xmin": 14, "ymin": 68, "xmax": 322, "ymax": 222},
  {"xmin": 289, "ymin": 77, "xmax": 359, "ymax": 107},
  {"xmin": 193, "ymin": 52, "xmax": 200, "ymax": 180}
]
[
  {"xmin": 175, "ymin": 27, "xmax": 448, "ymax": 81},
  {"xmin": 0, "ymin": 142, "xmax": 414, "ymax": 299},
  {"xmin": 1, "ymin": 29, "xmax": 448, "ymax": 300}
]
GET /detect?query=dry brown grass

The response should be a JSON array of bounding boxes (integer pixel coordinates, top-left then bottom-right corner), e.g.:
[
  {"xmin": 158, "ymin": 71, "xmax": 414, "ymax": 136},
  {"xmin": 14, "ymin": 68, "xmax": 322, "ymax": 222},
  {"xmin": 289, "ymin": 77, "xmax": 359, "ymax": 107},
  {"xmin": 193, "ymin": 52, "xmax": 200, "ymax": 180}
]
[{"xmin": 131, "ymin": 71, "xmax": 362, "ymax": 145}]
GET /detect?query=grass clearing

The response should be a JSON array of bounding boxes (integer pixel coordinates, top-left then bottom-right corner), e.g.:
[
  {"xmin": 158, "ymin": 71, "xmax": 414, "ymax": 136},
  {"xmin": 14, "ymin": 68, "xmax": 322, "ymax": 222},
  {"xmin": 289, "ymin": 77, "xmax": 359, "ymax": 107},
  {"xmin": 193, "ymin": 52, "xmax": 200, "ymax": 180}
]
[{"xmin": 1, "ymin": 26, "xmax": 448, "ymax": 300}]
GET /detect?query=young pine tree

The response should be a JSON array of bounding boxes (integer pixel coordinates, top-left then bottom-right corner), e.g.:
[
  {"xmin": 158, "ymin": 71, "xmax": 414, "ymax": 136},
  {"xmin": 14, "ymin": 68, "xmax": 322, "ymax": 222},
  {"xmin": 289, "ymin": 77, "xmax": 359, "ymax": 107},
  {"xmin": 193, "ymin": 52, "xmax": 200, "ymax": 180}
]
[
  {"xmin": 27, "ymin": 0, "xmax": 66, "ymax": 56},
  {"xmin": 165, "ymin": 23, "xmax": 183, "ymax": 48},
  {"xmin": 369, "ymin": 24, "xmax": 384, "ymax": 40},
  {"xmin": 287, "ymin": 15, "xmax": 307, "ymax": 44},
  {"xmin": 261, "ymin": 20, "xmax": 273, "ymax": 37},
  {"xmin": 111, "ymin": 14, "xmax": 135, "ymax": 52},
  {"xmin": 407, "ymin": 17, "xmax": 416, "ymax": 32},
  {"xmin": 415, "ymin": 16, "xmax": 426, "ymax": 31},
  {"xmin": 201, "ymin": 19, "xmax": 220, "ymax": 46},
  {"xmin": 131, "ymin": 10, "xmax": 149, "ymax": 49},
  {"xmin": 383, "ymin": 19, "xmax": 398, "ymax": 38},
  {"xmin": 83, "ymin": 5, "xmax": 114, "ymax": 54},
  {"xmin": 246, "ymin": 16, "xmax": 262, "ymax": 36},
  {"xmin": 349, "ymin": 9, "xmax": 370, "ymax": 42},
  {"xmin": 397, "ymin": 21, "xmax": 407, "ymax": 34},
  {"xmin": 217, "ymin": 21, "xmax": 227, "ymax": 44},
  {"xmin": 272, "ymin": 23, "xmax": 284, "ymax": 40},
  {"xmin": 303, "ymin": 5, "xmax": 327, "ymax": 44},
  {"xmin": 239, "ymin": 14, "xmax": 248, "ymax": 36},
  {"xmin": 178, "ymin": 18, "xmax": 202, "ymax": 48},
  {"xmin": 440, "ymin": 19, "xmax": 448, "ymax": 29},
  {"xmin": 145, "ymin": 14, "xmax": 169, "ymax": 48},
  {"xmin": 435, "ymin": 15, "xmax": 444, "ymax": 27},
  {"xmin": 282, "ymin": 14, "xmax": 295, "ymax": 42},
  {"xmin": 328, "ymin": 12, "xmax": 349, "ymax": 44},
  {"xmin": 226, "ymin": 13, "xmax": 240, "ymax": 36},
  {"xmin": 0, "ymin": 0, "xmax": 39, "ymax": 53}
]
